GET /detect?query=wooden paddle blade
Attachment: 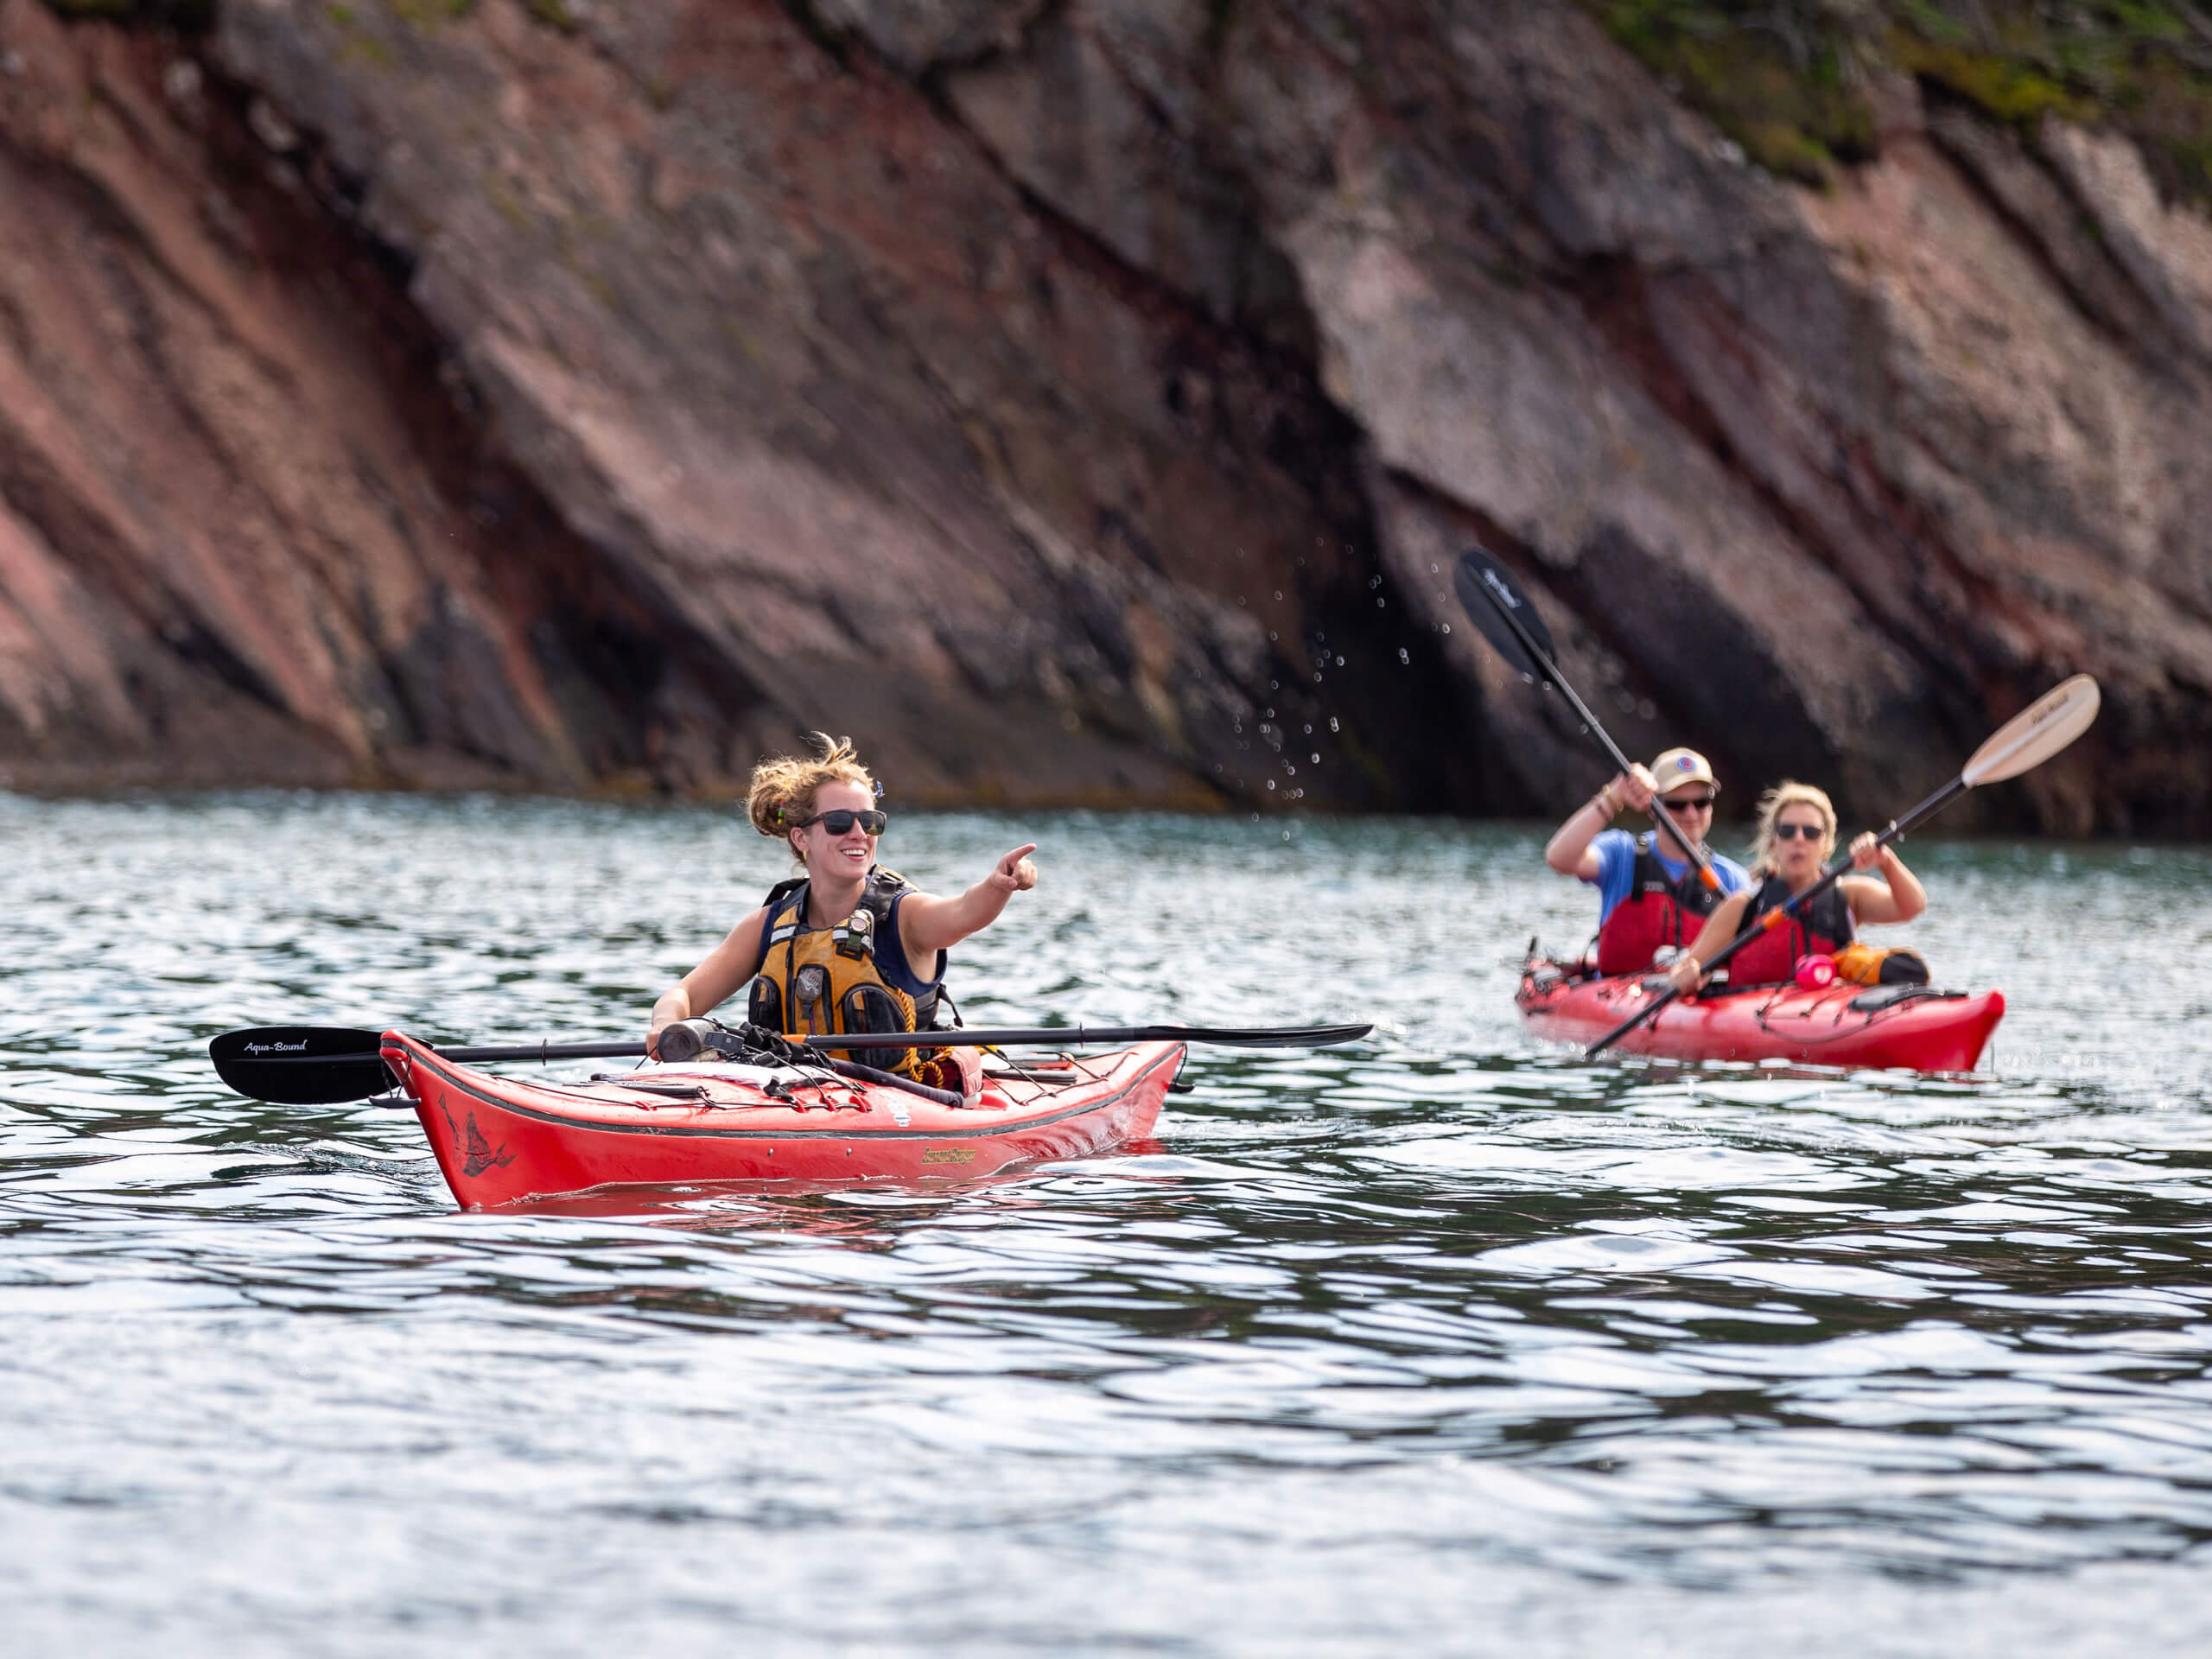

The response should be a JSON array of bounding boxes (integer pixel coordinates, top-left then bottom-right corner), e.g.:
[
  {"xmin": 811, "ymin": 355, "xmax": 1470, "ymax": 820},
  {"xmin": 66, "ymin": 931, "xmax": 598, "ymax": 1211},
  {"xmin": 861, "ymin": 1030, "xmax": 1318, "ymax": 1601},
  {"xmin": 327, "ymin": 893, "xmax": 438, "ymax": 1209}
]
[
  {"xmin": 1961, "ymin": 674, "xmax": 2101, "ymax": 785},
  {"xmin": 207, "ymin": 1026, "xmax": 397, "ymax": 1104},
  {"xmin": 1453, "ymin": 546, "xmax": 1558, "ymax": 680}
]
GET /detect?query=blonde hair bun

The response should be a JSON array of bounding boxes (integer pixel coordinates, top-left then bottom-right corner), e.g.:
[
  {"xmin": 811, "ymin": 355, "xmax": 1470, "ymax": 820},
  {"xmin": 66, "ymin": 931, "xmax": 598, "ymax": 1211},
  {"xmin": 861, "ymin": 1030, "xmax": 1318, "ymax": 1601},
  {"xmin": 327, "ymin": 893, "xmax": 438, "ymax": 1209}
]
[{"xmin": 747, "ymin": 734, "xmax": 876, "ymax": 845}]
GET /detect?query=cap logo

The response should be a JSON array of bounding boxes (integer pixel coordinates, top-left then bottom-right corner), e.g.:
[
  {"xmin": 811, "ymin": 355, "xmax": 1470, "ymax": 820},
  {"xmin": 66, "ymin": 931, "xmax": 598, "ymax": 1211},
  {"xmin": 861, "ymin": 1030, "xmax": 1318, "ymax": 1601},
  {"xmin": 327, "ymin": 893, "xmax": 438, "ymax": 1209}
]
[{"xmin": 1675, "ymin": 757, "xmax": 1694, "ymax": 770}]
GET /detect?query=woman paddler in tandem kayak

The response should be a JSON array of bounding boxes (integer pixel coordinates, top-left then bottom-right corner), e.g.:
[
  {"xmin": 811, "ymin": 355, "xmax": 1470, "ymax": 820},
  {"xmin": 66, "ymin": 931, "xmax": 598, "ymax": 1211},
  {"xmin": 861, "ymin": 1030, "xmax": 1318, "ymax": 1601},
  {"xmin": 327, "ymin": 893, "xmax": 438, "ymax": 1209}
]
[
  {"xmin": 645, "ymin": 734, "xmax": 1038, "ymax": 1095},
  {"xmin": 1544, "ymin": 747, "xmax": 1751, "ymax": 974},
  {"xmin": 1662, "ymin": 780, "xmax": 1929, "ymax": 994}
]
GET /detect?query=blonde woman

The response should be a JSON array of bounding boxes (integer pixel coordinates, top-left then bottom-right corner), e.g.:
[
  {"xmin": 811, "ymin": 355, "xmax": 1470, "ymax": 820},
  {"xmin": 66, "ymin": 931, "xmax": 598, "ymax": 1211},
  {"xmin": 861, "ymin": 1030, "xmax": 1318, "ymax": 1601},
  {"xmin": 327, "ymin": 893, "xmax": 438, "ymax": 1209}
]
[
  {"xmin": 646, "ymin": 734, "xmax": 1037, "ymax": 1084},
  {"xmin": 1662, "ymin": 781, "xmax": 1925, "ymax": 992}
]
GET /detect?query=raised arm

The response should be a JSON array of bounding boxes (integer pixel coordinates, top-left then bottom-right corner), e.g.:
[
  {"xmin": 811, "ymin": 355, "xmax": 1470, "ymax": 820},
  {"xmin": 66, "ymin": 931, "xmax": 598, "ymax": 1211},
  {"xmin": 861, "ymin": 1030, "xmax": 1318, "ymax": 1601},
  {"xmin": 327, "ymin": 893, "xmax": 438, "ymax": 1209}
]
[
  {"xmin": 897, "ymin": 844, "xmax": 1039, "ymax": 959},
  {"xmin": 1545, "ymin": 765, "xmax": 1656, "ymax": 878},
  {"xmin": 1839, "ymin": 834, "xmax": 1926, "ymax": 925},
  {"xmin": 646, "ymin": 904, "xmax": 770, "ymax": 1054}
]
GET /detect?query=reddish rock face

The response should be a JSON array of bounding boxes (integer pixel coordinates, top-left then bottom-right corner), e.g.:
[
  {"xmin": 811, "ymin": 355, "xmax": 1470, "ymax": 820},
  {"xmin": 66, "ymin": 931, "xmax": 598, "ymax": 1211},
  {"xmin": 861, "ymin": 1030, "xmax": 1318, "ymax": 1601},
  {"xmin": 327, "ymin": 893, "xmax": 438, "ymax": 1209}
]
[
  {"xmin": 1, "ymin": 0, "xmax": 2206, "ymax": 831},
  {"xmin": 936, "ymin": 0, "xmax": 2212, "ymax": 833}
]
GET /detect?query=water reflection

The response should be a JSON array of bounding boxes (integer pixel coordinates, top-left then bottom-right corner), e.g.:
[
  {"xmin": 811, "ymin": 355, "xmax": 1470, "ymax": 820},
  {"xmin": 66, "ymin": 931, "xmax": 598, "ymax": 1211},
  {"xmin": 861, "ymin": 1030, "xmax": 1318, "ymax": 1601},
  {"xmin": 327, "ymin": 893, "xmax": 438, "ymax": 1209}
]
[{"xmin": 3, "ymin": 793, "xmax": 2212, "ymax": 1649}]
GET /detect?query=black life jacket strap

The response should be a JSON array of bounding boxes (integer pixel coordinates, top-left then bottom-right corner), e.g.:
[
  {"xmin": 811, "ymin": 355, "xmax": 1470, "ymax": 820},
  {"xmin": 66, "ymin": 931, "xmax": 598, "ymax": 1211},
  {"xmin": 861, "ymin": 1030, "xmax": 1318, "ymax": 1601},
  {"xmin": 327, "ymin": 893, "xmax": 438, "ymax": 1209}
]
[
  {"xmin": 1738, "ymin": 874, "xmax": 1852, "ymax": 945},
  {"xmin": 1631, "ymin": 834, "xmax": 1717, "ymax": 915},
  {"xmin": 760, "ymin": 867, "xmax": 904, "ymax": 931}
]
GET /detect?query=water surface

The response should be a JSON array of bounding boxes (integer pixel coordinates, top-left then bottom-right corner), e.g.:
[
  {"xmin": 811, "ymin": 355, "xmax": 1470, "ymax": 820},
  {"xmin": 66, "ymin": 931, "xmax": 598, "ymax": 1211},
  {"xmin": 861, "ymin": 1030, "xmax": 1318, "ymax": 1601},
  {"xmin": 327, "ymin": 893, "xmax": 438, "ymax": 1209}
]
[{"xmin": 4, "ymin": 794, "xmax": 2210, "ymax": 1654}]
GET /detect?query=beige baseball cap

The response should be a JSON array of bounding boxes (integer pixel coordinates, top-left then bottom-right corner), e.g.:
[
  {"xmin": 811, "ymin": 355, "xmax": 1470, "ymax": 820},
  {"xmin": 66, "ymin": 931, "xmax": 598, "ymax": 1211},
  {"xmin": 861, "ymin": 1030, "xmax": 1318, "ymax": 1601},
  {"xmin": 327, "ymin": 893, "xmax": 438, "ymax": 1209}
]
[{"xmin": 1650, "ymin": 747, "xmax": 1718, "ymax": 794}]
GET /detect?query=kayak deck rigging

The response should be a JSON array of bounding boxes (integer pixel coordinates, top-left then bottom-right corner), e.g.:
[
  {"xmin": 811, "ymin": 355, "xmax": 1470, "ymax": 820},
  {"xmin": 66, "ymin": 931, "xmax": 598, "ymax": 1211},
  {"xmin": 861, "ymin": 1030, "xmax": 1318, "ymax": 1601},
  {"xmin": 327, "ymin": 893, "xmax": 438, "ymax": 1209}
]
[{"xmin": 1518, "ymin": 955, "xmax": 2005, "ymax": 1072}]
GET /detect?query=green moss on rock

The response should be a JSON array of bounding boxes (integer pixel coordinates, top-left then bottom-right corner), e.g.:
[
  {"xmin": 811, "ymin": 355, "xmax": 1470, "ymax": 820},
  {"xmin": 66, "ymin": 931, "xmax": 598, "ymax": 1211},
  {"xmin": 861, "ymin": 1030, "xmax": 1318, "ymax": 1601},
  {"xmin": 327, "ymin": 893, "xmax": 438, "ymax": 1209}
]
[
  {"xmin": 387, "ymin": 0, "xmax": 474, "ymax": 25},
  {"xmin": 1582, "ymin": 0, "xmax": 2212, "ymax": 204},
  {"xmin": 524, "ymin": 0, "xmax": 580, "ymax": 33},
  {"xmin": 1592, "ymin": 0, "xmax": 1878, "ymax": 183}
]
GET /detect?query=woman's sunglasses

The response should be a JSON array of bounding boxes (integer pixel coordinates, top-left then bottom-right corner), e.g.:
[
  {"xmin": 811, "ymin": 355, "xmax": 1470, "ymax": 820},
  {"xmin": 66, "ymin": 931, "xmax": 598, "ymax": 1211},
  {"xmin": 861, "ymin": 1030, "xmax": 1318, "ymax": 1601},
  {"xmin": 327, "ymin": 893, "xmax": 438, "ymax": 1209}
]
[
  {"xmin": 1773, "ymin": 822, "xmax": 1825, "ymax": 840},
  {"xmin": 793, "ymin": 809, "xmax": 887, "ymax": 836},
  {"xmin": 1661, "ymin": 793, "xmax": 1716, "ymax": 813}
]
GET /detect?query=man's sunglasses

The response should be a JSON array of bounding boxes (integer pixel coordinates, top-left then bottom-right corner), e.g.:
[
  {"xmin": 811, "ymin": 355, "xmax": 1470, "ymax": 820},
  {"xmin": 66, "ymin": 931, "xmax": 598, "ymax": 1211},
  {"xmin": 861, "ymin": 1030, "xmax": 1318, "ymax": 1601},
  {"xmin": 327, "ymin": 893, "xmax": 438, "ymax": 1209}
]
[
  {"xmin": 793, "ymin": 809, "xmax": 888, "ymax": 836},
  {"xmin": 1661, "ymin": 793, "xmax": 1716, "ymax": 812},
  {"xmin": 1772, "ymin": 822, "xmax": 1825, "ymax": 840}
]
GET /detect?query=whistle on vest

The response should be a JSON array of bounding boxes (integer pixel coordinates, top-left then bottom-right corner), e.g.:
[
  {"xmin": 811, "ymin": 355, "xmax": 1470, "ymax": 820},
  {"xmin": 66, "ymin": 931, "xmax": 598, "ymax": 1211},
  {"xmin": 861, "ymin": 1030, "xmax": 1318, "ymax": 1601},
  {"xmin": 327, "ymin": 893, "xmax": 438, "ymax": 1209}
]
[
  {"xmin": 832, "ymin": 906, "xmax": 876, "ymax": 962},
  {"xmin": 791, "ymin": 963, "xmax": 832, "ymax": 1027}
]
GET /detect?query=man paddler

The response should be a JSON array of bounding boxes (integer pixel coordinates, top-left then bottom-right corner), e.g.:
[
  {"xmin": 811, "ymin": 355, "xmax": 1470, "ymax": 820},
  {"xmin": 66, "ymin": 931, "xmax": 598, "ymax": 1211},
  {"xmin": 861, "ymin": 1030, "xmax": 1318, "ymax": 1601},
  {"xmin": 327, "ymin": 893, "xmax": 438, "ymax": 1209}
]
[{"xmin": 1543, "ymin": 747, "xmax": 1751, "ymax": 975}]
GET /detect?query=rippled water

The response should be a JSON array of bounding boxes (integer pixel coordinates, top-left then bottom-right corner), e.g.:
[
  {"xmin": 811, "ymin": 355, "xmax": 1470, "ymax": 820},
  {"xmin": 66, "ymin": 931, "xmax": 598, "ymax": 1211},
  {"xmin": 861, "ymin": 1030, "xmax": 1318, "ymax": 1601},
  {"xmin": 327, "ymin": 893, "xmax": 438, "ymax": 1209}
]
[{"xmin": 5, "ymin": 792, "xmax": 2212, "ymax": 1654}]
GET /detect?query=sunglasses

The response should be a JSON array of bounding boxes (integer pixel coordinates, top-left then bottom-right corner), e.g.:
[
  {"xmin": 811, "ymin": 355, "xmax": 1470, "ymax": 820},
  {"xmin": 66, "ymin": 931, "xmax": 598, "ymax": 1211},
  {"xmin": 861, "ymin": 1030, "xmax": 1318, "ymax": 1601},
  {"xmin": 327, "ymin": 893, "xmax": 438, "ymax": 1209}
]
[
  {"xmin": 1773, "ymin": 822, "xmax": 1825, "ymax": 841},
  {"xmin": 1661, "ymin": 793, "xmax": 1716, "ymax": 812},
  {"xmin": 793, "ymin": 809, "xmax": 887, "ymax": 836}
]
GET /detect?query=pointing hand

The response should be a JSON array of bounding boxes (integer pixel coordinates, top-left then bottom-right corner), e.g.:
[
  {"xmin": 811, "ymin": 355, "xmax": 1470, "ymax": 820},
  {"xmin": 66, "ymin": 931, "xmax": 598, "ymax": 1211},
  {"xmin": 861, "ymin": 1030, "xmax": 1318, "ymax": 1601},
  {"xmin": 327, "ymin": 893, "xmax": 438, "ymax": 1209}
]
[{"xmin": 990, "ymin": 844, "xmax": 1039, "ymax": 893}]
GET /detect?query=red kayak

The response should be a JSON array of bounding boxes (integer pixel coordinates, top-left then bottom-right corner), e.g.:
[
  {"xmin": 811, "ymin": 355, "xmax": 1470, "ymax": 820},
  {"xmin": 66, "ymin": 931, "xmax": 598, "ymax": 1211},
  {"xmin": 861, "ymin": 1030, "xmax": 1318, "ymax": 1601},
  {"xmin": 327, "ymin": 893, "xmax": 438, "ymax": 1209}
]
[
  {"xmin": 380, "ymin": 1032, "xmax": 1185, "ymax": 1208},
  {"xmin": 1516, "ymin": 962, "xmax": 2005, "ymax": 1072}
]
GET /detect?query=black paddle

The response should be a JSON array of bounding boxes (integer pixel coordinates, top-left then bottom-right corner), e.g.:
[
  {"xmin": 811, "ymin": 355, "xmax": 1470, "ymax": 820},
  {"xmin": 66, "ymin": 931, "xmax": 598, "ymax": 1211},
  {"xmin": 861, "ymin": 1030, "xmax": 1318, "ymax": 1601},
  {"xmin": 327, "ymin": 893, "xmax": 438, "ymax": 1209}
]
[
  {"xmin": 204, "ymin": 1025, "xmax": 974, "ymax": 1108},
  {"xmin": 209, "ymin": 1027, "xmax": 650, "ymax": 1106},
  {"xmin": 209, "ymin": 1020, "xmax": 1376, "ymax": 1106},
  {"xmin": 1585, "ymin": 673, "xmax": 2102, "ymax": 1058},
  {"xmin": 1454, "ymin": 546, "xmax": 1721, "ymax": 890}
]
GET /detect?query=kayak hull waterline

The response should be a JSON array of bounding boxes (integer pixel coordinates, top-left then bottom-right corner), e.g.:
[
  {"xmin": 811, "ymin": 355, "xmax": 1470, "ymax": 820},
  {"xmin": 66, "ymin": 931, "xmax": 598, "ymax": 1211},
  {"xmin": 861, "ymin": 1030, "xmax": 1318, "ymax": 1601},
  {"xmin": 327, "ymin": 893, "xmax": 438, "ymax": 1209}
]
[
  {"xmin": 381, "ymin": 1033, "xmax": 1185, "ymax": 1208},
  {"xmin": 1516, "ymin": 965, "xmax": 2005, "ymax": 1072}
]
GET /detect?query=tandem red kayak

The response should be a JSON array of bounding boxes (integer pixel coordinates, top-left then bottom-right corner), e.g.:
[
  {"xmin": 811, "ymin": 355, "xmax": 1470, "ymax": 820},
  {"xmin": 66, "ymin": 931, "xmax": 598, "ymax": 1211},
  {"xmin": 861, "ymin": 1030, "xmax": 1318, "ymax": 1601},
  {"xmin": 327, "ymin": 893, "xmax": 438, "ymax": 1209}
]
[
  {"xmin": 1516, "ymin": 963, "xmax": 2005, "ymax": 1072},
  {"xmin": 381, "ymin": 1032, "xmax": 1185, "ymax": 1208}
]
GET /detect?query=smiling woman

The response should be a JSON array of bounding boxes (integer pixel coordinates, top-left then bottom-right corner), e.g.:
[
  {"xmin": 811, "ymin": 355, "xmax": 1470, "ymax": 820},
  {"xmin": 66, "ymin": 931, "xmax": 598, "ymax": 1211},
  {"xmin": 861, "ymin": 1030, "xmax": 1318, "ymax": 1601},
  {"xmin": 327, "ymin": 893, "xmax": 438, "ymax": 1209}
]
[
  {"xmin": 1664, "ymin": 779, "xmax": 1929, "ymax": 992},
  {"xmin": 645, "ymin": 734, "xmax": 1039, "ymax": 1093}
]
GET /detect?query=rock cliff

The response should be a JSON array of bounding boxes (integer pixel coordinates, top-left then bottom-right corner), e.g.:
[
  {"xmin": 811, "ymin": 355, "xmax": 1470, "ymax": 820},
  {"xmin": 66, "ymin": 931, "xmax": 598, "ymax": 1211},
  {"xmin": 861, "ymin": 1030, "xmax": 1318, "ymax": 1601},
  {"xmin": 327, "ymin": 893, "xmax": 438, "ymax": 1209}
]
[{"xmin": 1, "ymin": 0, "xmax": 2206, "ymax": 830}]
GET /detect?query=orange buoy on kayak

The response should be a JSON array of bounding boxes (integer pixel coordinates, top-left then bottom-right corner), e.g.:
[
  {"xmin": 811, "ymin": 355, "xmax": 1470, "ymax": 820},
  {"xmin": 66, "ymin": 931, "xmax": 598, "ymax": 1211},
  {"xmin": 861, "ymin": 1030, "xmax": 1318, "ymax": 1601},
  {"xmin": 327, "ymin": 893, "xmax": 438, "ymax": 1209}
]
[{"xmin": 382, "ymin": 1032, "xmax": 1185, "ymax": 1207}]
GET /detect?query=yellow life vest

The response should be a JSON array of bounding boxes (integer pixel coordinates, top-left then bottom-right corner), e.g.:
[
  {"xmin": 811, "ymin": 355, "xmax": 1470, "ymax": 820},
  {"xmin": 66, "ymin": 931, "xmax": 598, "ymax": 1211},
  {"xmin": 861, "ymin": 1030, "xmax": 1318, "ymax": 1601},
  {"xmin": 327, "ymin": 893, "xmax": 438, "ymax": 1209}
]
[{"xmin": 746, "ymin": 867, "xmax": 944, "ymax": 1077}]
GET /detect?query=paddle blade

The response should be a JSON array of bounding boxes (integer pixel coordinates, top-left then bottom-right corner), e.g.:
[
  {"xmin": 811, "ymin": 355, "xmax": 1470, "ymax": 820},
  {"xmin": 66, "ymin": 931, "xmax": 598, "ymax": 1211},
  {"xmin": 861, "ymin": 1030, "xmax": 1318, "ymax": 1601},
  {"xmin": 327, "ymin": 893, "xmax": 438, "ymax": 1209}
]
[
  {"xmin": 1961, "ymin": 674, "xmax": 2101, "ymax": 786},
  {"xmin": 1453, "ymin": 546, "xmax": 1559, "ymax": 680},
  {"xmin": 208, "ymin": 1026, "xmax": 396, "ymax": 1104},
  {"xmin": 1148, "ymin": 1023, "xmax": 1372, "ymax": 1049}
]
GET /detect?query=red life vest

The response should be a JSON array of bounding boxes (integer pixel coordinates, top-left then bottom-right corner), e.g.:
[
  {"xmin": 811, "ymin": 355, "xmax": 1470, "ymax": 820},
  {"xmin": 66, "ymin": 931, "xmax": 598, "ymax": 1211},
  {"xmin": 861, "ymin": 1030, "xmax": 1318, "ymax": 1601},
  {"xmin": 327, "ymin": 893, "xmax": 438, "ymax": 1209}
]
[
  {"xmin": 1726, "ymin": 874, "xmax": 1856, "ymax": 984},
  {"xmin": 1594, "ymin": 836, "xmax": 1729, "ymax": 975}
]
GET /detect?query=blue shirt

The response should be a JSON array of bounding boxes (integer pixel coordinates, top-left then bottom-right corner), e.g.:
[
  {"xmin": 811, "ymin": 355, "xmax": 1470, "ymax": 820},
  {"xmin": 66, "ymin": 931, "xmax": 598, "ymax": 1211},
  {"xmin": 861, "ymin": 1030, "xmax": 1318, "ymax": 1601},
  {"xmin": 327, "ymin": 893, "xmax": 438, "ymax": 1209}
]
[{"xmin": 1587, "ymin": 830, "xmax": 1750, "ymax": 925}]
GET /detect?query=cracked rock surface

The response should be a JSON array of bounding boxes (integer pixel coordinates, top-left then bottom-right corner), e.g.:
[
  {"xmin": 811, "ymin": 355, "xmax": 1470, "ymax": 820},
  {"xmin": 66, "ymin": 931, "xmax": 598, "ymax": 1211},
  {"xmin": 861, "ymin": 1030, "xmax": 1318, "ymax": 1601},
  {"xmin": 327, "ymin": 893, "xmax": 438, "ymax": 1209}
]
[{"xmin": 1, "ymin": 0, "xmax": 2206, "ymax": 830}]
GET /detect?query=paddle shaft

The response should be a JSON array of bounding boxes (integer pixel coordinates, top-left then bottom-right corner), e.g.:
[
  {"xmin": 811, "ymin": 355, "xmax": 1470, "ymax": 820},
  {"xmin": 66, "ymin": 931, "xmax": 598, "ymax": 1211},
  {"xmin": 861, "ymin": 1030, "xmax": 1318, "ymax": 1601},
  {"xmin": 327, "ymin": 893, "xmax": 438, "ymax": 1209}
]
[
  {"xmin": 774, "ymin": 1024, "xmax": 1367, "ymax": 1051},
  {"xmin": 1465, "ymin": 558, "xmax": 1719, "ymax": 887},
  {"xmin": 1586, "ymin": 776, "xmax": 1967, "ymax": 1057},
  {"xmin": 215, "ymin": 1034, "xmax": 960, "ymax": 1104},
  {"xmin": 442, "ymin": 1040, "xmax": 644, "ymax": 1063},
  {"xmin": 425, "ymin": 1038, "xmax": 965, "ymax": 1106},
  {"xmin": 209, "ymin": 1020, "xmax": 1372, "ymax": 1106},
  {"xmin": 236, "ymin": 1025, "xmax": 1361, "ymax": 1065}
]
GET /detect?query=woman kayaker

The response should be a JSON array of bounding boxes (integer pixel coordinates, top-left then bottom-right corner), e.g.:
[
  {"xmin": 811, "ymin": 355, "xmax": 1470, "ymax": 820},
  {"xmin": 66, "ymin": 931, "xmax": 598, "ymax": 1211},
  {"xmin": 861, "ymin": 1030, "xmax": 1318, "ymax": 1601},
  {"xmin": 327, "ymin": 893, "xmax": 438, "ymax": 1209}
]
[
  {"xmin": 1544, "ymin": 747, "xmax": 1751, "ymax": 974},
  {"xmin": 645, "ymin": 734, "xmax": 1038, "ymax": 1090},
  {"xmin": 1662, "ymin": 780, "xmax": 1926, "ymax": 992}
]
